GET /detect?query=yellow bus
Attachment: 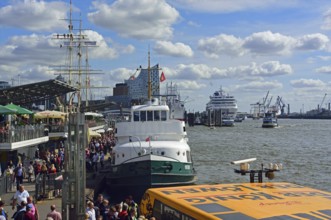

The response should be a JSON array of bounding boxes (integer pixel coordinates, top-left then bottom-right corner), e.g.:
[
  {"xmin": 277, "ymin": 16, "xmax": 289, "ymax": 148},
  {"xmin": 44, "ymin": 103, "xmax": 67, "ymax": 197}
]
[{"xmin": 140, "ymin": 182, "xmax": 331, "ymax": 220}]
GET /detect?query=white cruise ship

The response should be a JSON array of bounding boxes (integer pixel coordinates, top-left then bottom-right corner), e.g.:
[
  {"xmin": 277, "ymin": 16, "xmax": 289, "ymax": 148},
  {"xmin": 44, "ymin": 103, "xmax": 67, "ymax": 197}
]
[{"xmin": 206, "ymin": 87, "xmax": 238, "ymax": 126}]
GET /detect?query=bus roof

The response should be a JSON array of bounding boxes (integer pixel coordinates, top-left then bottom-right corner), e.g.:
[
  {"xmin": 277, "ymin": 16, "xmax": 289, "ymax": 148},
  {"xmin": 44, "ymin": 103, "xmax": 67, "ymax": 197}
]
[{"xmin": 141, "ymin": 182, "xmax": 331, "ymax": 219}]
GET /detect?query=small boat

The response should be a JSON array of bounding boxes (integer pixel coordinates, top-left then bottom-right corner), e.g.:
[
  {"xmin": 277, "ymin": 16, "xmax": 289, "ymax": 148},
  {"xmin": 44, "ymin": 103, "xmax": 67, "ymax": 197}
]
[
  {"xmin": 262, "ymin": 112, "xmax": 278, "ymax": 128},
  {"xmin": 234, "ymin": 116, "xmax": 243, "ymax": 122}
]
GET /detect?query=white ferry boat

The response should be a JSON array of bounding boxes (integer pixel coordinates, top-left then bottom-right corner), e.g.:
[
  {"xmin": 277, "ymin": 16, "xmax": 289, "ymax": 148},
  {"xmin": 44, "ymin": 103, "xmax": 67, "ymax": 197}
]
[
  {"xmin": 262, "ymin": 112, "xmax": 278, "ymax": 128},
  {"xmin": 206, "ymin": 87, "xmax": 238, "ymax": 126},
  {"xmin": 96, "ymin": 53, "xmax": 196, "ymax": 202}
]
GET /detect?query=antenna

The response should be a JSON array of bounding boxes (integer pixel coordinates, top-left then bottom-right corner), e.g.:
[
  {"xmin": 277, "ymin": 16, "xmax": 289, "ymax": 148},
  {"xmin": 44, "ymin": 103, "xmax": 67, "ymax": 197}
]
[{"xmin": 148, "ymin": 48, "xmax": 151, "ymax": 100}]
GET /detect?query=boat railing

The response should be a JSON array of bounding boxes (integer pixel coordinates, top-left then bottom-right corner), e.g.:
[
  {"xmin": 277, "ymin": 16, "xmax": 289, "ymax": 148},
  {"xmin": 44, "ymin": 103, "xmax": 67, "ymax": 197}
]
[
  {"xmin": 45, "ymin": 124, "xmax": 66, "ymax": 133},
  {"xmin": 0, "ymin": 124, "xmax": 46, "ymax": 143},
  {"xmin": 87, "ymin": 120, "xmax": 107, "ymax": 128}
]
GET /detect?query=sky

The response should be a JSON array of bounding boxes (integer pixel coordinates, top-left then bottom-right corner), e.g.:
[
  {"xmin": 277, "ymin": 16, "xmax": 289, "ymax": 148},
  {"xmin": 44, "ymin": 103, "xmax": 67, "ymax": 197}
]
[{"xmin": 1, "ymin": 0, "xmax": 331, "ymax": 113}]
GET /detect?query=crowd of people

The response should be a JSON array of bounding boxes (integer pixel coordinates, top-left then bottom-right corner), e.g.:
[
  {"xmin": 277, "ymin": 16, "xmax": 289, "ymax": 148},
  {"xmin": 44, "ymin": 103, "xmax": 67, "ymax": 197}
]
[
  {"xmin": 0, "ymin": 183, "xmax": 62, "ymax": 220},
  {"xmin": 0, "ymin": 128, "xmax": 159, "ymax": 220},
  {"xmin": 85, "ymin": 194, "xmax": 156, "ymax": 220},
  {"xmin": 85, "ymin": 130, "xmax": 116, "ymax": 172}
]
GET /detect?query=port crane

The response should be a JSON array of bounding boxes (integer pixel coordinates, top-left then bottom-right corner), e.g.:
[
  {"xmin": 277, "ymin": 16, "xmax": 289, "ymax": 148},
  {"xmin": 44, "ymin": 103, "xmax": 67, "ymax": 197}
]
[
  {"xmin": 319, "ymin": 93, "xmax": 327, "ymax": 112},
  {"xmin": 276, "ymin": 96, "xmax": 287, "ymax": 115}
]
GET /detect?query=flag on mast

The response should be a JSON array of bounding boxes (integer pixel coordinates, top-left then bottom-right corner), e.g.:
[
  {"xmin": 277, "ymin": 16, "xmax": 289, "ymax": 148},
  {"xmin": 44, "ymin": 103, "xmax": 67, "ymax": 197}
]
[{"xmin": 160, "ymin": 72, "xmax": 166, "ymax": 82}]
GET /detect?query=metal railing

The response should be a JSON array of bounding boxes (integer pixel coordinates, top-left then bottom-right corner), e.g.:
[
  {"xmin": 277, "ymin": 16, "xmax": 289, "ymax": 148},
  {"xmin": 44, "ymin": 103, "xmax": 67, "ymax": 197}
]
[
  {"xmin": 35, "ymin": 172, "xmax": 62, "ymax": 202},
  {"xmin": 0, "ymin": 175, "xmax": 15, "ymax": 194},
  {"xmin": 0, "ymin": 124, "xmax": 46, "ymax": 143}
]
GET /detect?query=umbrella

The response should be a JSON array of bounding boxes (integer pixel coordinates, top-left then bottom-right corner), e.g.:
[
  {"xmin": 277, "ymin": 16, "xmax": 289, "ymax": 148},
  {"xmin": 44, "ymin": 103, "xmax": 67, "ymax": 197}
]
[
  {"xmin": 5, "ymin": 103, "xmax": 34, "ymax": 115},
  {"xmin": 0, "ymin": 105, "xmax": 17, "ymax": 114},
  {"xmin": 34, "ymin": 110, "xmax": 67, "ymax": 119},
  {"xmin": 88, "ymin": 128, "xmax": 101, "ymax": 142}
]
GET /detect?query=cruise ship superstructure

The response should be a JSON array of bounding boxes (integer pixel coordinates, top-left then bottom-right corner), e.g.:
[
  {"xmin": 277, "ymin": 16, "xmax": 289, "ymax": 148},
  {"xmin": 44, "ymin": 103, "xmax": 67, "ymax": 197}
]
[{"xmin": 206, "ymin": 87, "xmax": 238, "ymax": 126}]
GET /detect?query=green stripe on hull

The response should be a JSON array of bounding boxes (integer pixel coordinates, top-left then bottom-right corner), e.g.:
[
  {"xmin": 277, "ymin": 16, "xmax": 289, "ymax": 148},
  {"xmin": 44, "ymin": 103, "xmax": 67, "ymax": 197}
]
[{"xmin": 105, "ymin": 160, "xmax": 196, "ymax": 187}]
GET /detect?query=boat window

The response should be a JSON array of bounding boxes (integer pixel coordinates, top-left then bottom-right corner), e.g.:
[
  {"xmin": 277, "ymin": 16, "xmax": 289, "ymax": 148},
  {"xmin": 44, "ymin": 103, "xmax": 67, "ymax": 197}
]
[
  {"xmin": 161, "ymin": 111, "xmax": 167, "ymax": 121},
  {"xmin": 133, "ymin": 111, "xmax": 139, "ymax": 121},
  {"xmin": 140, "ymin": 111, "xmax": 146, "ymax": 121},
  {"xmin": 147, "ymin": 111, "xmax": 153, "ymax": 121},
  {"xmin": 154, "ymin": 111, "xmax": 160, "ymax": 121}
]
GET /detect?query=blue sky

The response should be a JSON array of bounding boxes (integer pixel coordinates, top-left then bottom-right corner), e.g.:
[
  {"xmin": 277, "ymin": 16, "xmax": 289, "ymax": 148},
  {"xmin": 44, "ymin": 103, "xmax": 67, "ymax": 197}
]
[{"xmin": 1, "ymin": 0, "xmax": 331, "ymax": 113}]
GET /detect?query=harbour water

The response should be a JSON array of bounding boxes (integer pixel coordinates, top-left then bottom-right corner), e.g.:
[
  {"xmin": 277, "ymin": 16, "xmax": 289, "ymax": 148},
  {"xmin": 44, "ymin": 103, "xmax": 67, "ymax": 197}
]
[{"xmin": 187, "ymin": 118, "xmax": 331, "ymax": 192}]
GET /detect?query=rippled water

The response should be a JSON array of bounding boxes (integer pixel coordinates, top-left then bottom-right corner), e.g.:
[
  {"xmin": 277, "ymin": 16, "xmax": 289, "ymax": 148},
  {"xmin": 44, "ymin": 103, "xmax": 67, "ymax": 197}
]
[{"xmin": 187, "ymin": 119, "xmax": 331, "ymax": 192}]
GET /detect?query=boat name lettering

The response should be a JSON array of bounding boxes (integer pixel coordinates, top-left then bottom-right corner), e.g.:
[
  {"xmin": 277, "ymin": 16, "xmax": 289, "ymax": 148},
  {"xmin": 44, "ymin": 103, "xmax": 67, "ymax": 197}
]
[
  {"xmin": 259, "ymin": 184, "xmax": 304, "ymax": 189},
  {"xmin": 259, "ymin": 201, "xmax": 303, "ymax": 206},
  {"xmin": 183, "ymin": 192, "xmax": 283, "ymax": 204},
  {"xmin": 161, "ymin": 185, "xmax": 248, "ymax": 195},
  {"xmin": 275, "ymin": 191, "xmax": 330, "ymax": 198}
]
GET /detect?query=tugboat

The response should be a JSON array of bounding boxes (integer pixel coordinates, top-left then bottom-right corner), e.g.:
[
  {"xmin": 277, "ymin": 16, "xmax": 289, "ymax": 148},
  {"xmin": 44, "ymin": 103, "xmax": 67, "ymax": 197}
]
[{"xmin": 96, "ymin": 53, "xmax": 197, "ymax": 202}]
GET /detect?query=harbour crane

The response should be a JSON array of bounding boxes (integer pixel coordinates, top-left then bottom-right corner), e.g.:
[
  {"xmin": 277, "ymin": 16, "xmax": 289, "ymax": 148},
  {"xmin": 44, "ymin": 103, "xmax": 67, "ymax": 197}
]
[
  {"xmin": 319, "ymin": 93, "xmax": 327, "ymax": 111},
  {"xmin": 276, "ymin": 96, "xmax": 287, "ymax": 115}
]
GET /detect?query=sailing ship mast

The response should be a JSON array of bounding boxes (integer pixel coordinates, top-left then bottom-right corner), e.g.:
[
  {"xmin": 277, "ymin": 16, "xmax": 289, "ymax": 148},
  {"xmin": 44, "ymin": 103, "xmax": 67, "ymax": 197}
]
[{"xmin": 52, "ymin": 0, "xmax": 105, "ymax": 112}]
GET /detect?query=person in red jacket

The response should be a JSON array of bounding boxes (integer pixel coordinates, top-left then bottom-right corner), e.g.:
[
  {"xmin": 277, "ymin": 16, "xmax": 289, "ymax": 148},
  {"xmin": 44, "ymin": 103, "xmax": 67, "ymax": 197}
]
[
  {"xmin": 48, "ymin": 164, "xmax": 57, "ymax": 174},
  {"xmin": 118, "ymin": 203, "xmax": 128, "ymax": 220}
]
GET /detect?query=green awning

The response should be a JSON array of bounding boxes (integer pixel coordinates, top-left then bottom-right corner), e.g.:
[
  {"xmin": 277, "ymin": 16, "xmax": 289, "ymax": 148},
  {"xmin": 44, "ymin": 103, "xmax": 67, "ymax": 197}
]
[
  {"xmin": 5, "ymin": 103, "xmax": 34, "ymax": 115},
  {"xmin": 0, "ymin": 105, "xmax": 17, "ymax": 114}
]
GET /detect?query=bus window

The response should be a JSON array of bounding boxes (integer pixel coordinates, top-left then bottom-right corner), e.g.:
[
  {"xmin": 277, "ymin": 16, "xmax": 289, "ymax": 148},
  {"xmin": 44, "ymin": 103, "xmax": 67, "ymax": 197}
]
[
  {"xmin": 154, "ymin": 111, "xmax": 160, "ymax": 121},
  {"xmin": 134, "ymin": 111, "xmax": 139, "ymax": 121},
  {"xmin": 161, "ymin": 111, "xmax": 167, "ymax": 121},
  {"xmin": 153, "ymin": 200, "xmax": 195, "ymax": 220},
  {"xmin": 147, "ymin": 111, "xmax": 153, "ymax": 121},
  {"xmin": 140, "ymin": 111, "xmax": 146, "ymax": 121}
]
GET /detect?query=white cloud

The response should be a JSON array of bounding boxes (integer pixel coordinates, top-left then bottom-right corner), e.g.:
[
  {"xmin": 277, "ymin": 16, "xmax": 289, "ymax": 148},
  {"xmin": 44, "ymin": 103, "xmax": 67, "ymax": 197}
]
[
  {"xmin": 107, "ymin": 68, "xmax": 136, "ymax": 81},
  {"xmin": 83, "ymin": 30, "xmax": 118, "ymax": 59},
  {"xmin": 0, "ymin": 0, "xmax": 68, "ymax": 31},
  {"xmin": 290, "ymin": 79, "xmax": 326, "ymax": 88},
  {"xmin": 321, "ymin": 8, "xmax": 331, "ymax": 30},
  {"xmin": 154, "ymin": 41, "xmax": 193, "ymax": 57},
  {"xmin": 227, "ymin": 61, "xmax": 292, "ymax": 77},
  {"xmin": 295, "ymin": 34, "xmax": 329, "ymax": 50},
  {"xmin": 315, "ymin": 66, "xmax": 331, "ymax": 74},
  {"xmin": 164, "ymin": 61, "xmax": 291, "ymax": 81},
  {"xmin": 317, "ymin": 56, "xmax": 331, "ymax": 61},
  {"xmin": 21, "ymin": 65, "xmax": 56, "ymax": 83},
  {"xmin": 198, "ymin": 34, "xmax": 244, "ymax": 58},
  {"xmin": 243, "ymin": 31, "xmax": 295, "ymax": 55},
  {"xmin": 198, "ymin": 31, "xmax": 330, "ymax": 58},
  {"xmin": 0, "ymin": 34, "xmax": 60, "ymax": 67},
  {"xmin": 174, "ymin": 63, "xmax": 227, "ymax": 79},
  {"xmin": 176, "ymin": 81, "xmax": 206, "ymax": 90},
  {"xmin": 88, "ymin": 0, "xmax": 180, "ymax": 40},
  {"xmin": 234, "ymin": 81, "xmax": 283, "ymax": 92},
  {"xmin": 167, "ymin": 0, "xmax": 297, "ymax": 13}
]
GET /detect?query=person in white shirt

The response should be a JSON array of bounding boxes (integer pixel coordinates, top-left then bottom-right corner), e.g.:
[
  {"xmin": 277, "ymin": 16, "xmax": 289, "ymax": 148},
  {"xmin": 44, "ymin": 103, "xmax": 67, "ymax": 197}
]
[
  {"xmin": 86, "ymin": 201, "xmax": 96, "ymax": 220},
  {"xmin": 12, "ymin": 185, "xmax": 30, "ymax": 211}
]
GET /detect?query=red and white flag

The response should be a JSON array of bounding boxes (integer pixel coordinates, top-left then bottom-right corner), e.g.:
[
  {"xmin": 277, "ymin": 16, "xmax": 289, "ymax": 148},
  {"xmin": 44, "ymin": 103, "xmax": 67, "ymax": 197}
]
[{"xmin": 160, "ymin": 72, "xmax": 166, "ymax": 82}]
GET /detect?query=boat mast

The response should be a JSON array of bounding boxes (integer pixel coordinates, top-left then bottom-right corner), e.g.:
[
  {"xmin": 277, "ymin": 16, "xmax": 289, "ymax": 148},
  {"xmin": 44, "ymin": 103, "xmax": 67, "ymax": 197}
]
[
  {"xmin": 68, "ymin": 0, "xmax": 73, "ymax": 86},
  {"xmin": 147, "ymin": 49, "xmax": 151, "ymax": 100}
]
